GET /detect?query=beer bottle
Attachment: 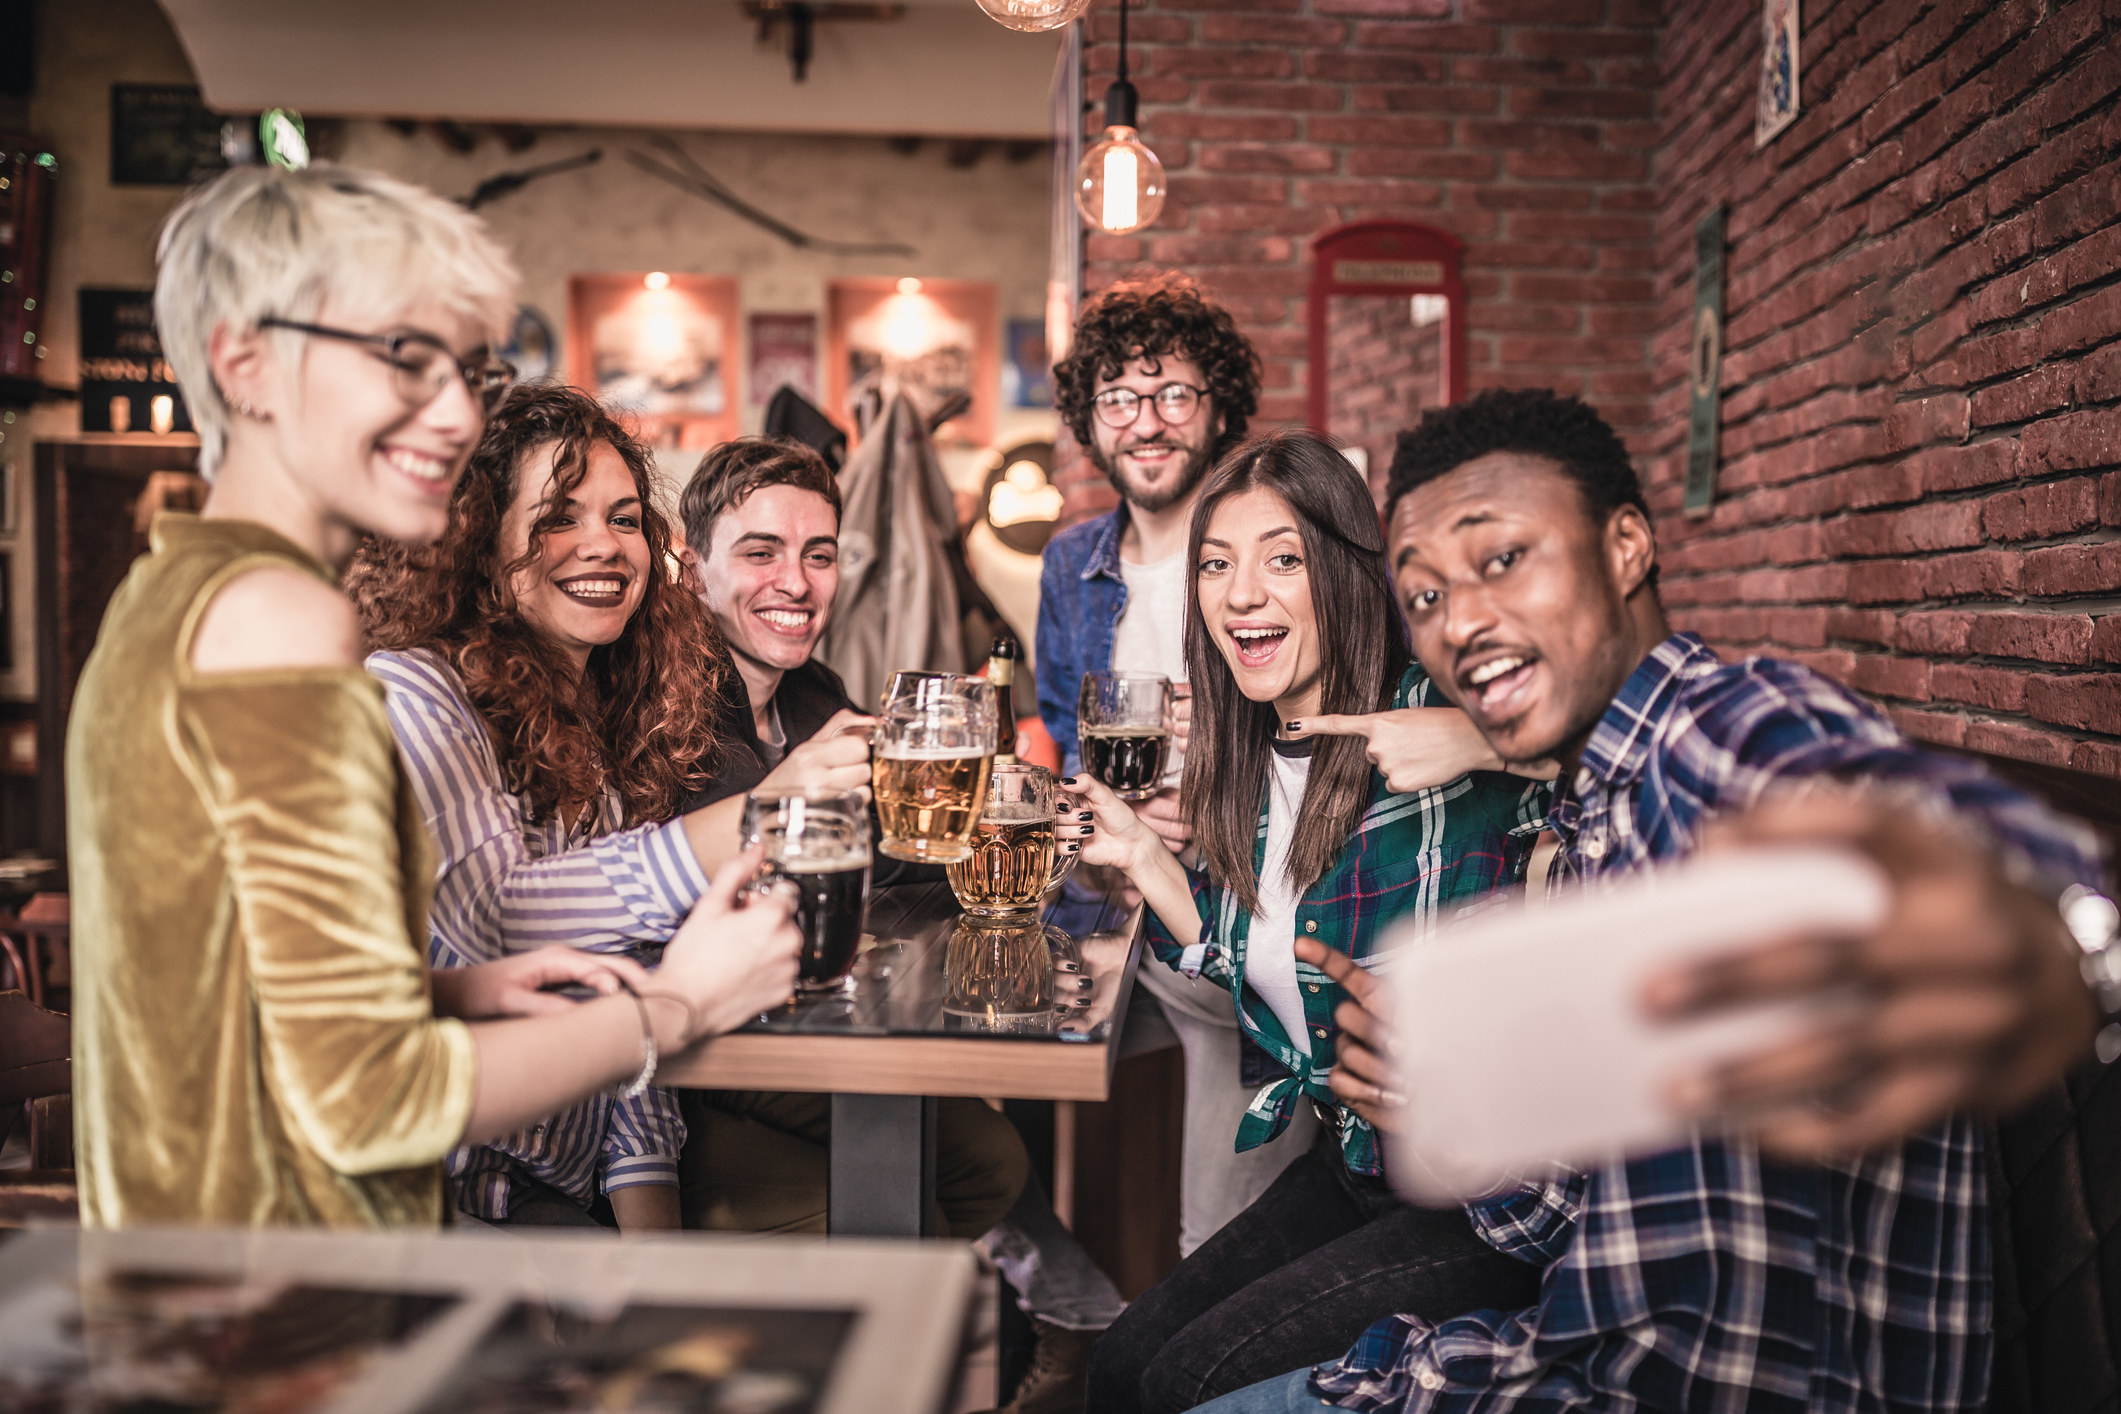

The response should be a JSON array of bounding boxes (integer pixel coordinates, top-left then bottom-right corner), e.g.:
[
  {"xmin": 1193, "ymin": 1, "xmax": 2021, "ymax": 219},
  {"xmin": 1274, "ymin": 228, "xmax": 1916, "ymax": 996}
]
[{"xmin": 988, "ymin": 634, "xmax": 1019, "ymax": 763}]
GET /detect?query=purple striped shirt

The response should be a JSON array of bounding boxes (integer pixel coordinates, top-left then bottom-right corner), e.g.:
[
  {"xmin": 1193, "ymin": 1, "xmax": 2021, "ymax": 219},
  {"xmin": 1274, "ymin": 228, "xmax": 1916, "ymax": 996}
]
[{"xmin": 368, "ymin": 647, "xmax": 711, "ymax": 1220}]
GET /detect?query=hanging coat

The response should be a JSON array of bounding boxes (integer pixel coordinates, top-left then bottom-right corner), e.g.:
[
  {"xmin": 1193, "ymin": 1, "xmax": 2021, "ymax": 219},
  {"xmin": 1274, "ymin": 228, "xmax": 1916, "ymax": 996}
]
[{"xmin": 817, "ymin": 391, "xmax": 966, "ymax": 709}]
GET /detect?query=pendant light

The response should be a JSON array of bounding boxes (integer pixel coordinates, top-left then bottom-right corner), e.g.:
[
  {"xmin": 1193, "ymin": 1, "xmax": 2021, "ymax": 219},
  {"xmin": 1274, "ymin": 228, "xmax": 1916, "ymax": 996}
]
[
  {"xmin": 975, "ymin": 0, "xmax": 1092, "ymax": 32},
  {"xmin": 1074, "ymin": 0, "xmax": 1165, "ymax": 235}
]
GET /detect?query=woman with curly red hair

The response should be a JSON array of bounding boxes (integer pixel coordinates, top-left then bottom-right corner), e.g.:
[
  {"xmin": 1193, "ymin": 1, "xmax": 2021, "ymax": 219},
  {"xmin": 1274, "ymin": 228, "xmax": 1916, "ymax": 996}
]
[{"xmin": 352, "ymin": 382, "xmax": 871, "ymax": 1231}]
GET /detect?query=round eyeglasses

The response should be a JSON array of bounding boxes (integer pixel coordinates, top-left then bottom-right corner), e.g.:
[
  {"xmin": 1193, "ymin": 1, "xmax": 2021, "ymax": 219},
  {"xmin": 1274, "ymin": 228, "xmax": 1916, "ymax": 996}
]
[
  {"xmin": 258, "ymin": 318, "xmax": 517, "ymax": 416},
  {"xmin": 1090, "ymin": 381, "xmax": 1205, "ymax": 429}
]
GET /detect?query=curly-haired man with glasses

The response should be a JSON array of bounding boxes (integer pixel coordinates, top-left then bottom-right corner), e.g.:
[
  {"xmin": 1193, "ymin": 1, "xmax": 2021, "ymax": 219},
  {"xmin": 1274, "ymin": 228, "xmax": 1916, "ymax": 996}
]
[{"xmin": 1037, "ymin": 274, "xmax": 1308, "ymax": 1266}]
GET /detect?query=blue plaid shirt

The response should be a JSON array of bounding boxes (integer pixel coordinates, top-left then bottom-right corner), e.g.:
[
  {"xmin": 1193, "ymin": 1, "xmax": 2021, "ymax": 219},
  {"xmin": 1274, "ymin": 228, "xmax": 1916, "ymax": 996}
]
[{"xmin": 1312, "ymin": 633, "xmax": 2106, "ymax": 1413}]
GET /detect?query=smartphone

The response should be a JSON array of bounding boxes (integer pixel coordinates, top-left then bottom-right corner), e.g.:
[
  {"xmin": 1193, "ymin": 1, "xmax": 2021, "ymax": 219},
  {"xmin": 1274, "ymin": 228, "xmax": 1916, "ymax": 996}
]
[{"xmin": 1384, "ymin": 845, "xmax": 1889, "ymax": 1205}]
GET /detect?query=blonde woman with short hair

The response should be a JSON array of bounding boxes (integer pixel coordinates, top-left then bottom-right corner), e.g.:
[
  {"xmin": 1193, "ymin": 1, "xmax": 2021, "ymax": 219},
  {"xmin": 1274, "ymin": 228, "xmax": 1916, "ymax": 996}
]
[{"xmin": 67, "ymin": 163, "xmax": 801, "ymax": 1229}]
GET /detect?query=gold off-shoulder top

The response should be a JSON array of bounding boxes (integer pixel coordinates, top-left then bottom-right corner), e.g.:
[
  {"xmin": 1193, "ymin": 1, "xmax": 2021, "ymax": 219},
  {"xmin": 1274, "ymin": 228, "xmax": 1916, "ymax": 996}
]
[{"xmin": 66, "ymin": 514, "xmax": 476, "ymax": 1228}]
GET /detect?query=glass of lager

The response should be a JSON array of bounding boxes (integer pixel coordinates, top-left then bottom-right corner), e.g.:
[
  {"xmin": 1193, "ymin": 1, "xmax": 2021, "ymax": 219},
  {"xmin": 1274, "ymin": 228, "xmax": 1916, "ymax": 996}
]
[
  {"xmin": 878, "ymin": 669, "xmax": 970, "ymax": 714},
  {"xmin": 742, "ymin": 787, "xmax": 872, "ymax": 993},
  {"xmin": 946, "ymin": 762, "xmax": 1078, "ymax": 915},
  {"xmin": 872, "ymin": 681, "xmax": 996, "ymax": 864},
  {"xmin": 1078, "ymin": 670, "xmax": 1174, "ymax": 801}
]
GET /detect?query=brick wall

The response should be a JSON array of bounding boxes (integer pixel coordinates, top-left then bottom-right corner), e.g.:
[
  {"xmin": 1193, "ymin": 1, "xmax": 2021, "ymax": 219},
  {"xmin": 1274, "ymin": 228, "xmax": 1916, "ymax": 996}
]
[
  {"xmin": 1059, "ymin": 0, "xmax": 1663, "ymax": 519},
  {"xmin": 1325, "ymin": 294, "xmax": 1445, "ymax": 507},
  {"xmin": 1650, "ymin": 0, "xmax": 2121, "ymax": 778}
]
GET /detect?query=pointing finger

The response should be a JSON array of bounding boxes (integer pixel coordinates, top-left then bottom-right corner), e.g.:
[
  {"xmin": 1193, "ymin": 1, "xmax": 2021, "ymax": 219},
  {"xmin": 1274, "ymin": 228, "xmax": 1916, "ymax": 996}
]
[{"xmin": 1287, "ymin": 713, "xmax": 1375, "ymax": 740}]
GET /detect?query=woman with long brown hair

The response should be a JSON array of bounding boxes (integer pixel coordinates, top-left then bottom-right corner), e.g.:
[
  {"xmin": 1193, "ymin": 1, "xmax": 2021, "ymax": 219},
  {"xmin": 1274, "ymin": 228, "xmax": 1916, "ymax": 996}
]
[
  {"xmin": 352, "ymin": 382, "xmax": 873, "ymax": 1230},
  {"xmin": 1061, "ymin": 429, "xmax": 1550, "ymax": 1413}
]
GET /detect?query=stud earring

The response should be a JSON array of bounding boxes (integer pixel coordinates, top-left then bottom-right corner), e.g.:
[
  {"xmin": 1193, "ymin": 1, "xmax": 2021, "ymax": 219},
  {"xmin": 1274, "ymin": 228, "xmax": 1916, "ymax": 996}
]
[{"xmin": 232, "ymin": 398, "xmax": 257, "ymax": 419}]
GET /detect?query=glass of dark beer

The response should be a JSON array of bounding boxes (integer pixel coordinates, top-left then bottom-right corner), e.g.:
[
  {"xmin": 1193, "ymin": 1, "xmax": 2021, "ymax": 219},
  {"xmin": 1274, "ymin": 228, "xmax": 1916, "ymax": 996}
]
[
  {"xmin": 742, "ymin": 787, "xmax": 872, "ymax": 994},
  {"xmin": 946, "ymin": 762, "xmax": 1078, "ymax": 915},
  {"xmin": 872, "ymin": 680, "xmax": 997, "ymax": 864},
  {"xmin": 1078, "ymin": 670, "xmax": 1174, "ymax": 800}
]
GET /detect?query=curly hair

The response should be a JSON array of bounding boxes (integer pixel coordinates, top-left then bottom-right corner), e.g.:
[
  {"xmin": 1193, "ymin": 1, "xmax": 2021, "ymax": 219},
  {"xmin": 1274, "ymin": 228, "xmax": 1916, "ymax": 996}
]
[
  {"xmin": 1053, "ymin": 272, "xmax": 1261, "ymax": 461},
  {"xmin": 1384, "ymin": 387, "xmax": 1658, "ymax": 587},
  {"xmin": 350, "ymin": 382, "xmax": 729, "ymax": 827}
]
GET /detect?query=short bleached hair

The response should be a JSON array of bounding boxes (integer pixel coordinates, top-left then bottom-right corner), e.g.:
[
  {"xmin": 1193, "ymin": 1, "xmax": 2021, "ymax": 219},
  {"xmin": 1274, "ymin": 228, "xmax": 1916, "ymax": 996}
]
[{"xmin": 154, "ymin": 163, "xmax": 520, "ymax": 477}]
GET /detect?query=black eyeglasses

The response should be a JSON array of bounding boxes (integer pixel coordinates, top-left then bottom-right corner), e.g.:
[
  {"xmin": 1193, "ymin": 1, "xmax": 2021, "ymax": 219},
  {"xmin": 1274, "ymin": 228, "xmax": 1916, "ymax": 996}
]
[
  {"xmin": 257, "ymin": 318, "xmax": 517, "ymax": 416},
  {"xmin": 1091, "ymin": 381, "xmax": 1206, "ymax": 429}
]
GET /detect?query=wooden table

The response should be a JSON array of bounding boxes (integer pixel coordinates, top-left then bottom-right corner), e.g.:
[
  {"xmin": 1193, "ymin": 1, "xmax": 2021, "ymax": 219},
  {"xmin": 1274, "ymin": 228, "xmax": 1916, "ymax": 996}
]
[
  {"xmin": 660, "ymin": 881, "xmax": 1144, "ymax": 1237},
  {"xmin": 0, "ymin": 1224, "xmax": 976, "ymax": 1414}
]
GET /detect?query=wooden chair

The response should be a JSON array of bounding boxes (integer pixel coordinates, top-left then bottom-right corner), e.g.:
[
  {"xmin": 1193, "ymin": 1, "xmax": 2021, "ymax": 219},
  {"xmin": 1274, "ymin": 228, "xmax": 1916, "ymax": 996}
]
[
  {"xmin": 0, "ymin": 892, "xmax": 69, "ymax": 1009},
  {"xmin": 0, "ymin": 987, "xmax": 76, "ymax": 1226}
]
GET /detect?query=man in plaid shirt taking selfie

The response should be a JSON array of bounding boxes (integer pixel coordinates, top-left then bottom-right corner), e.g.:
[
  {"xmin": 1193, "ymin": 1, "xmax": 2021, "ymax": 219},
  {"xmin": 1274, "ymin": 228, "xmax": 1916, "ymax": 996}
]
[{"xmin": 1194, "ymin": 389, "xmax": 2108, "ymax": 1414}]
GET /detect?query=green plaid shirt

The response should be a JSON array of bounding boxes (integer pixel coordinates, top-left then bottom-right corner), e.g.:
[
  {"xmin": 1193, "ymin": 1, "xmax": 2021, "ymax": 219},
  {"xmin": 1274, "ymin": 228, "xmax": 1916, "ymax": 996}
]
[{"xmin": 1147, "ymin": 664, "xmax": 1548, "ymax": 1177}]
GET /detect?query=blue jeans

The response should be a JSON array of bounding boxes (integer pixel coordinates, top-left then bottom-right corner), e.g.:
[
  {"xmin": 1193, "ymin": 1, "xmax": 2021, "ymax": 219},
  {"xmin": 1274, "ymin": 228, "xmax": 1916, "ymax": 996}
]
[{"xmin": 1191, "ymin": 1370, "xmax": 1322, "ymax": 1413}]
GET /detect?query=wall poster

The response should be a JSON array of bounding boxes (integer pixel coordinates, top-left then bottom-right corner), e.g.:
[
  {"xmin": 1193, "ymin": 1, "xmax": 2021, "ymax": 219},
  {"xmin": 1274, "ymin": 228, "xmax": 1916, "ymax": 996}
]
[
  {"xmin": 1756, "ymin": 0, "xmax": 1802, "ymax": 146},
  {"xmin": 749, "ymin": 312, "xmax": 819, "ymax": 406},
  {"xmin": 77, "ymin": 288, "xmax": 191, "ymax": 435},
  {"xmin": 567, "ymin": 273, "xmax": 740, "ymax": 450},
  {"xmin": 110, "ymin": 84, "xmax": 229, "ymax": 186},
  {"xmin": 826, "ymin": 278, "xmax": 997, "ymax": 448}
]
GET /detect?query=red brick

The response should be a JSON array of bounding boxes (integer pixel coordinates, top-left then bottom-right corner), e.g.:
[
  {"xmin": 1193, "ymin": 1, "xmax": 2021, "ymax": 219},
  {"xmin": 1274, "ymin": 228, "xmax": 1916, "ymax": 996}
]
[
  {"xmin": 1306, "ymin": 52, "xmax": 1447, "ymax": 83},
  {"xmin": 1931, "ymin": 663, "xmax": 2029, "ymax": 713},
  {"xmin": 1353, "ymin": 85, "xmax": 1504, "ymax": 115},
  {"xmin": 1346, "ymin": 149, "xmax": 1498, "ymax": 179},
  {"xmin": 1923, "ymin": 550, "xmax": 2024, "ymax": 599},
  {"xmin": 1464, "ymin": 0, "xmax": 1601, "ymax": 19},
  {"xmin": 1505, "ymin": 151, "xmax": 1651, "ymax": 181},
  {"xmin": 1983, "ymin": 479, "xmax": 2102, "ymax": 541},
  {"xmin": 1965, "ymin": 611, "xmax": 2096, "ymax": 665},
  {"xmin": 1897, "ymin": 611, "xmax": 1977, "ymax": 655},
  {"xmin": 1198, "ymin": 144, "xmax": 1339, "ymax": 174},
  {"xmin": 2024, "ymin": 542, "xmax": 2121, "ymax": 596},
  {"xmin": 1892, "ymin": 708, "xmax": 1970, "ymax": 749},
  {"xmin": 1969, "ymin": 365, "xmax": 2077, "ymax": 429},
  {"xmin": 1307, "ymin": 116, "xmax": 1453, "ymax": 146},
  {"xmin": 1152, "ymin": 49, "xmax": 1295, "ymax": 79},
  {"xmin": 1966, "ymin": 720, "xmax": 2077, "ymax": 768},
  {"xmin": 1351, "ymin": 20, "xmax": 1497, "ymax": 50},
  {"xmin": 1508, "ymin": 86, "xmax": 1656, "ymax": 120},
  {"xmin": 1851, "ymin": 654, "xmax": 1932, "ymax": 702},
  {"xmin": 1199, "ymin": 81, "xmax": 1344, "ymax": 111},
  {"xmin": 2025, "ymin": 673, "xmax": 2121, "ymax": 735},
  {"xmin": 1147, "ymin": 111, "xmax": 1299, "ymax": 142},
  {"xmin": 1310, "ymin": 0, "xmax": 1449, "ymax": 14},
  {"xmin": 1199, "ymin": 15, "xmax": 1344, "ymax": 43},
  {"xmin": 1823, "ymin": 501, "xmax": 1985, "ymax": 558},
  {"xmin": 2017, "ymin": 406, "xmax": 2121, "ymax": 475},
  {"xmin": 1918, "ymin": 440, "xmax": 2020, "ymax": 494},
  {"xmin": 1512, "ymin": 29, "xmax": 1655, "ymax": 59}
]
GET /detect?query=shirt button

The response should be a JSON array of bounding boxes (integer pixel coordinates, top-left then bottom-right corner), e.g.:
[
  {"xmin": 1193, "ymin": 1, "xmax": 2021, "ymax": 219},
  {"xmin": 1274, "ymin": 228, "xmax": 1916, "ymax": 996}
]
[
  {"xmin": 1307, "ymin": 983, "xmax": 1320, "ymax": 993},
  {"xmin": 1304, "ymin": 920, "xmax": 1318, "ymax": 934},
  {"xmin": 1418, "ymin": 1369, "xmax": 1444, "ymax": 1391},
  {"xmin": 1582, "ymin": 837, "xmax": 1606, "ymax": 860},
  {"xmin": 1314, "ymin": 1026, "xmax": 1328, "ymax": 1039}
]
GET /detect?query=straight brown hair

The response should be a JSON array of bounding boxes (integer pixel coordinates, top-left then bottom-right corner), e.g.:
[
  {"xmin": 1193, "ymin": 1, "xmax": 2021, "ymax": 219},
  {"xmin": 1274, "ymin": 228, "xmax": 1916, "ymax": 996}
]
[{"xmin": 1180, "ymin": 429, "xmax": 1412, "ymax": 916}]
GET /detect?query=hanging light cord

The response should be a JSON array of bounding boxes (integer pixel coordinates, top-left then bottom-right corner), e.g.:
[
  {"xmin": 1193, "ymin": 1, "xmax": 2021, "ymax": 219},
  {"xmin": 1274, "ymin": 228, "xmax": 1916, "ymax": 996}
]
[{"xmin": 1117, "ymin": 0, "xmax": 1129, "ymax": 87}]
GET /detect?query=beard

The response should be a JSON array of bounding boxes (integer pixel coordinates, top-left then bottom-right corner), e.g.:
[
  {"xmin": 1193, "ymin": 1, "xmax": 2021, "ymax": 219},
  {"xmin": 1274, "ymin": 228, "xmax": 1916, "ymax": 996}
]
[{"xmin": 1095, "ymin": 435, "xmax": 1218, "ymax": 514}]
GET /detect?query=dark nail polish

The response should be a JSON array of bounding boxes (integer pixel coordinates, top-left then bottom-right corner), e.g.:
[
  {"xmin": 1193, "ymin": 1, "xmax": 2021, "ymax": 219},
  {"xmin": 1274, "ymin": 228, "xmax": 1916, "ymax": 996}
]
[
  {"xmin": 1060, "ymin": 776, "xmax": 1076, "ymax": 785},
  {"xmin": 1287, "ymin": 721, "xmax": 1301, "ymax": 732},
  {"xmin": 1078, "ymin": 809, "xmax": 1094, "ymax": 819}
]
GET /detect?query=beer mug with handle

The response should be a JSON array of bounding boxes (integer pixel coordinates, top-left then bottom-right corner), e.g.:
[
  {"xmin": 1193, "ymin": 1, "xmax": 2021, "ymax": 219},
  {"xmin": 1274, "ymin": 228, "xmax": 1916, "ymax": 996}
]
[
  {"xmin": 946, "ymin": 761, "xmax": 1079, "ymax": 915},
  {"xmin": 1078, "ymin": 670, "xmax": 1174, "ymax": 801},
  {"xmin": 743, "ymin": 787, "xmax": 872, "ymax": 993},
  {"xmin": 872, "ymin": 676, "xmax": 997, "ymax": 864}
]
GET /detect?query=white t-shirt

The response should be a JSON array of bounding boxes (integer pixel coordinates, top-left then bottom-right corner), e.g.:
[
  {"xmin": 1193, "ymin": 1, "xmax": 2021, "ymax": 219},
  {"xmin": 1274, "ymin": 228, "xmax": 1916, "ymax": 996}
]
[
  {"xmin": 1112, "ymin": 551, "xmax": 1190, "ymax": 786},
  {"xmin": 1246, "ymin": 739, "xmax": 1314, "ymax": 1057}
]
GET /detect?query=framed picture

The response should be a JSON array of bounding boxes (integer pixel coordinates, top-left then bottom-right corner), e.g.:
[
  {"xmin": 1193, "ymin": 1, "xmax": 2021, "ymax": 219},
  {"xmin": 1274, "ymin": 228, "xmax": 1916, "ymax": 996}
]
[
  {"xmin": 567, "ymin": 273, "xmax": 740, "ymax": 449},
  {"xmin": 1004, "ymin": 317, "xmax": 1053, "ymax": 409},
  {"xmin": 1755, "ymin": 0, "xmax": 1801, "ymax": 147},
  {"xmin": 749, "ymin": 311, "xmax": 819, "ymax": 405},
  {"xmin": 827, "ymin": 278, "xmax": 997, "ymax": 447},
  {"xmin": 110, "ymin": 84, "xmax": 229, "ymax": 186}
]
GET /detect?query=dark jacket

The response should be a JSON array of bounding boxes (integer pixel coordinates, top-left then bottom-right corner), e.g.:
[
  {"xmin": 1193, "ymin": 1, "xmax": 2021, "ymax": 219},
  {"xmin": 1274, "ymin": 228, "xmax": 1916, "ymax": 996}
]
[{"xmin": 684, "ymin": 658, "xmax": 941, "ymax": 886}]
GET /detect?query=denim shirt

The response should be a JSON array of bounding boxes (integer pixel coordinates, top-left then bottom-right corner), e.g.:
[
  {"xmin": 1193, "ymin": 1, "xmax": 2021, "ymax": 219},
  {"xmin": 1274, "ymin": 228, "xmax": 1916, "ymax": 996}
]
[{"xmin": 1035, "ymin": 504, "xmax": 1134, "ymax": 775}]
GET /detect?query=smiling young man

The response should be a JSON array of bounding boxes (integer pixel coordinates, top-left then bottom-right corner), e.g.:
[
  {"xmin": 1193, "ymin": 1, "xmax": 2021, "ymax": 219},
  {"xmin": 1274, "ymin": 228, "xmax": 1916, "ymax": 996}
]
[
  {"xmin": 677, "ymin": 437, "xmax": 1129, "ymax": 1414},
  {"xmin": 1196, "ymin": 388, "xmax": 2111, "ymax": 1414},
  {"xmin": 1039, "ymin": 272, "xmax": 1329, "ymax": 1256}
]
